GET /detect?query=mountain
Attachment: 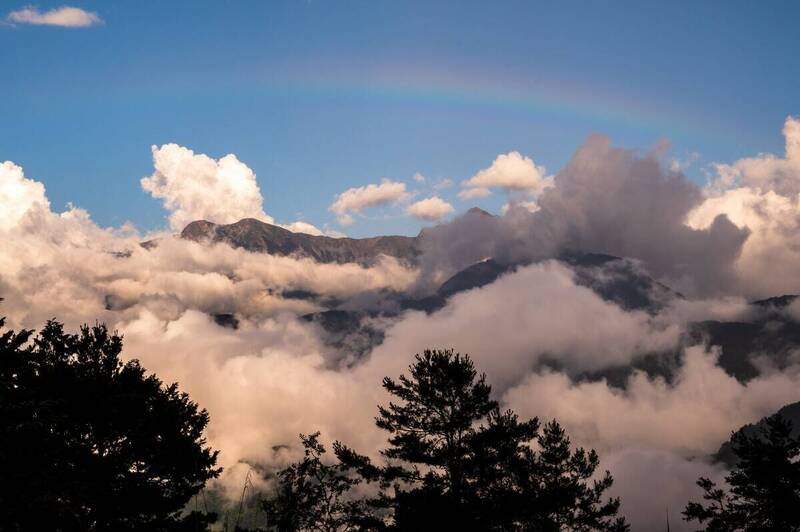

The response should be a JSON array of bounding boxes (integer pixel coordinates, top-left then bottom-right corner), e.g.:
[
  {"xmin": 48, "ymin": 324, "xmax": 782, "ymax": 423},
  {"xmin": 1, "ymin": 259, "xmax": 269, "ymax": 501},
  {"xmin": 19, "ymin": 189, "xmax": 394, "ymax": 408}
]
[
  {"xmin": 688, "ymin": 305, "xmax": 800, "ymax": 382},
  {"xmin": 181, "ymin": 218, "xmax": 420, "ymax": 266},
  {"xmin": 178, "ymin": 218, "xmax": 800, "ymax": 384}
]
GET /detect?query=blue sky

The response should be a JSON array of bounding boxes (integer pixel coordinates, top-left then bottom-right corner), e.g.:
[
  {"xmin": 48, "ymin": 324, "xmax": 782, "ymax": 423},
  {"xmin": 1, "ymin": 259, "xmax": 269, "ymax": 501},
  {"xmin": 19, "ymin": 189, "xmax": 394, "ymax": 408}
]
[{"xmin": 2, "ymin": 0, "xmax": 799, "ymax": 236}]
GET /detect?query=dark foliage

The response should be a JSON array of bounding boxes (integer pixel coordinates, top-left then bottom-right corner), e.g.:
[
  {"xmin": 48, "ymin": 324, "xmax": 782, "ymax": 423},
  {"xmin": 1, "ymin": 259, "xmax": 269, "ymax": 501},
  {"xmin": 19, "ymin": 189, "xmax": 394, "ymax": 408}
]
[
  {"xmin": 0, "ymin": 314, "xmax": 221, "ymax": 531},
  {"xmin": 684, "ymin": 413, "xmax": 800, "ymax": 531},
  {"xmin": 331, "ymin": 349, "xmax": 628, "ymax": 531},
  {"xmin": 262, "ymin": 432, "xmax": 378, "ymax": 531}
]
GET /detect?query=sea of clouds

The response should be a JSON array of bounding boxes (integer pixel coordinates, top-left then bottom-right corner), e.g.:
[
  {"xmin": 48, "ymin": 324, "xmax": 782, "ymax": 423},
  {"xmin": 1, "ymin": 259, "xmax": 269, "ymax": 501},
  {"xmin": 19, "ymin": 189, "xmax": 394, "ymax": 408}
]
[{"xmin": 2, "ymin": 117, "xmax": 800, "ymax": 529}]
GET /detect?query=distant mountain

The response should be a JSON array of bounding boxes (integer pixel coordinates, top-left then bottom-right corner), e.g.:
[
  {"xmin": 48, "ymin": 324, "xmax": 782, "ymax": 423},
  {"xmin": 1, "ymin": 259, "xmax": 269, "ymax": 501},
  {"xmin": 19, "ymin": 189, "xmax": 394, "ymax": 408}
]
[
  {"xmin": 179, "ymin": 218, "xmax": 800, "ymax": 385},
  {"xmin": 688, "ymin": 306, "xmax": 800, "ymax": 382},
  {"xmin": 402, "ymin": 259, "xmax": 514, "ymax": 313},
  {"xmin": 714, "ymin": 401, "xmax": 800, "ymax": 468},
  {"xmin": 561, "ymin": 252, "xmax": 679, "ymax": 313},
  {"xmin": 181, "ymin": 218, "xmax": 420, "ymax": 266}
]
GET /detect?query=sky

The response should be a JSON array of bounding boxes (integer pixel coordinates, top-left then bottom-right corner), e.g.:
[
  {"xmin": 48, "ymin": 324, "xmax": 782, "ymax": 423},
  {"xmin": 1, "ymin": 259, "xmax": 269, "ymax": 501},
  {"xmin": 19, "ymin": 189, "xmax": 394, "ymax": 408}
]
[{"xmin": 2, "ymin": 0, "xmax": 800, "ymax": 236}]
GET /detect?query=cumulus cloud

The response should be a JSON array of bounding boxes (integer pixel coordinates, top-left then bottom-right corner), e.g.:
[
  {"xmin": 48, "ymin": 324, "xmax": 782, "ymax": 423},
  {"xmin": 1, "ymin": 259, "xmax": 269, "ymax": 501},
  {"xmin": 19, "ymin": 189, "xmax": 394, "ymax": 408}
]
[
  {"xmin": 461, "ymin": 151, "xmax": 552, "ymax": 199},
  {"xmin": 709, "ymin": 116, "xmax": 800, "ymax": 196},
  {"xmin": 6, "ymin": 6, "xmax": 101, "ymax": 27},
  {"xmin": 329, "ymin": 179, "xmax": 408, "ymax": 225},
  {"xmin": 687, "ymin": 116, "xmax": 800, "ymax": 297},
  {"xmin": 0, "ymin": 161, "xmax": 50, "ymax": 230},
  {"xmin": 141, "ymin": 144, "xmax": 273, "ymax": 231},
  {"xmin": 422, "ymin": 135, "xmax": 749, "ymax": 296},
  {"xmin": 412, "ymin": 172, "xmax": 425, "ymax": 183},
  {"xmin": 405, "ymin": 196, "xmax": 454, "ymax": 221}
]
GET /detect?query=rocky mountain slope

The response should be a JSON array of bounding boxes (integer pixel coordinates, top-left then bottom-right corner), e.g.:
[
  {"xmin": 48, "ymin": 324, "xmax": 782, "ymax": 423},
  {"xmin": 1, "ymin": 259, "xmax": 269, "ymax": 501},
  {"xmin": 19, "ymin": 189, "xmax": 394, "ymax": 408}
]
[{"xmin": 181, "ymin": 218, "xmax": 420, "ymax": 265}]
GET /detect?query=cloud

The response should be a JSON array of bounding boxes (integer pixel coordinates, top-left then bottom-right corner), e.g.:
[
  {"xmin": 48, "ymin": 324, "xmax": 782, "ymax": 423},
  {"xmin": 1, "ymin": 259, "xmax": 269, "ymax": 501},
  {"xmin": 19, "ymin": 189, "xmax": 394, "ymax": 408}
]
[
  {"xmin": 405, "ymin": 196, "xmax": 454, "ymax": 221},
  {"xmin": 329, "ymin": 179, "xmax": 408, "ymax": 225},
  {"xmin": 6, "ymin": 6, "xmax": 101, "ymax": 27},
  {"xmin": 141, "ymin": 144, "xmax": 273, "ymax": 231},
  {"xmin": 461, "ymin": 151, "xmax": 552, "ymax": 197},
  {"xmin": 0, "ymin": 161, "xmax": 50, "ymax": 230},
  {"xmin": 500, "ymin": 200, "xmax": 539, "ymax": 215},
  {"xmin": 458, "ymin": 186, "xmax": 491, "ymax": 200},
  {"xmin": 7, "ymin": 122, "xmax": 800, "ymax": 527},
  {"xmin": 412, "ymin": 172, "xmax": 426, "ymax": 183},
  {"xmin": 687, "ymin": 116, "xmax": 800, "ymax": 297},
  {"xmin": 0, "ymin": 157, "xmax": 422, "ymax": 493},
  {"xmin": 502, "ymin": 345, "xmax": 800, "ymax": 530},
  {"xmin": 708, "ymin": 116, "xmax": 800, "ymax": 196},
  {"xmin": 364, "ymin": 261, "xmax": 681, "ymax": 391},
  {"xmin": 281, "ymin": 220, "xmax": 323, "ymax": 236},
  {"xmin": 420, "ymin": 136, "xmax": 749, "ymax": 296}
]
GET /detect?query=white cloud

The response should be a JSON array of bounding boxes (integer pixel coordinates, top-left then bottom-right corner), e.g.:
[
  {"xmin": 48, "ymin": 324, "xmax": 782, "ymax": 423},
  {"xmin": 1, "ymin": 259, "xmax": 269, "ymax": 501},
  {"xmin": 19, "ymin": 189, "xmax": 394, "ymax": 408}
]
[
  {"xmin": 687, "ymin": 116, "xmax": 800, "ymax": 296},
  {"xmin": 141, "ymin": 144, "xmax": 273, "ymax": 231},
  {"xmin": 461, "ymin": 151, "xmax": 552, "ymax": 196},
  {"xmin": 458, "ymin": 186, "xmax": 491, "ymax": 200},
  {"xmin": 412, "ymin": 172, "xmax": 426, "ymax": 183},
  {"xmin": 708, "ymin": 116, "xmax": 800, "ymax": 196},
  {"xmin": 7, "ymin": 6, "xmax": 101, "ymax": 27},
  {"xmin": 329, "ymin": 179, "xmax": 408, "ymax": 225},
  {"xmin": 364, "ymin": 261, "xmax": 680, "ymax": 391},
  {"xmin": 405, "ymin": 196, "xmax": 454, "ymax": 221},
  {"xmin": 0, "ymin": 161, "xmax": 51, "ymax": 230}
]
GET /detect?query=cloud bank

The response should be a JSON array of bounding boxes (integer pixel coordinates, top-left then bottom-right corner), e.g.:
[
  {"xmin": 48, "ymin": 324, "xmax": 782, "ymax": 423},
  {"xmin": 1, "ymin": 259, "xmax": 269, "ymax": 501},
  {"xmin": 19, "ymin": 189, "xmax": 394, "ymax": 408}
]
[{"xmin": 4, "ymin": 118, "xmax": 800, "ymax": 530}]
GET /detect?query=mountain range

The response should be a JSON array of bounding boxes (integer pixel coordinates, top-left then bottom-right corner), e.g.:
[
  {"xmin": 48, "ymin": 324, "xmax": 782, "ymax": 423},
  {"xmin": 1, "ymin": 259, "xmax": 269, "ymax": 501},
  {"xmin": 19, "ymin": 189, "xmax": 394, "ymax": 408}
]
[{"xmin": 176, "ymin": 216, "xmax": 800, "ymax": 389}]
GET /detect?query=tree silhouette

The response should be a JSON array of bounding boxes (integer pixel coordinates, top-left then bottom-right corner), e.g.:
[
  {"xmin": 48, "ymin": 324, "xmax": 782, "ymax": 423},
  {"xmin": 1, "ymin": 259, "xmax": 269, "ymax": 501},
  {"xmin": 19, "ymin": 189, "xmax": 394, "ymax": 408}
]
[
  {"xmin": 0, "ymin": 315, "xmax": 221, "ymax": 531},
  {"xmin": 333, "ymin": 349, "xmax": 628, "ymax": 531},
  {"xmin": 262, "ymin": 432, "xmax": 377, "ymax": 532},
  {"xmin": 684, "ymin": 413, "xmax": 800, "ymax": 531}
]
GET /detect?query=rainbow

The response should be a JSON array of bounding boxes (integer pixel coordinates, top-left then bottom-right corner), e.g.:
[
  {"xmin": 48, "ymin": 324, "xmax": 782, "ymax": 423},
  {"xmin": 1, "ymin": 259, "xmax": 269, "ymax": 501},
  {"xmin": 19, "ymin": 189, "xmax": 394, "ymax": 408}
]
[{"xmin": 258, "ymin": 63, "xmax": 730, "ymax": 143}]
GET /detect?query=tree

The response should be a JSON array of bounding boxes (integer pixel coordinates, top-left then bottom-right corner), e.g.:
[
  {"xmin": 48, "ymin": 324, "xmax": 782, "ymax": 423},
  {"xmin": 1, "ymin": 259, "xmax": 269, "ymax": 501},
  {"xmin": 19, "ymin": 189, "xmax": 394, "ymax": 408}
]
[
  {"xmin": 0, "ymin": 316, "xmax": 221, "ymax": 531},
  {"xmin": 334, "ymin": 349, "xmax": 628, "ymax": 531},
  {"xmin": 684, "ymin": 413, "xmax": 800, "ymax": 531},
  {"xmin": 262, "ymin": 432, "xmax": 377, "ymax": 532}
]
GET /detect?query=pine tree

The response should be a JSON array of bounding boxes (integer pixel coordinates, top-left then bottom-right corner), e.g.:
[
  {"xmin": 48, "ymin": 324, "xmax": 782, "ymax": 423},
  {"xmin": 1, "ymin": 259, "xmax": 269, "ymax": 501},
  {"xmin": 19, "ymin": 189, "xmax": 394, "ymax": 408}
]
[
  {"xmin": 684, "ymin": 413, "xmax": 800, "ymax": 531},
  {"xmin": 334, "ymin": 349, "xmax": 628, "ymax": 531}
]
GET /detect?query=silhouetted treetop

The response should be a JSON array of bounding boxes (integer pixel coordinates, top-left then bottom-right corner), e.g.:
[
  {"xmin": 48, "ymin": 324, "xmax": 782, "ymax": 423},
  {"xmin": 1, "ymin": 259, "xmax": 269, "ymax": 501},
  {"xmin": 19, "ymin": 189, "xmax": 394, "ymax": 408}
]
[
  {"xmin": 684, "ymin": 413, "xmax": 800, "ymax": 531},
  {"xmin": 0, "ymin": 316, "xmax": 221, "ymax": 531}
]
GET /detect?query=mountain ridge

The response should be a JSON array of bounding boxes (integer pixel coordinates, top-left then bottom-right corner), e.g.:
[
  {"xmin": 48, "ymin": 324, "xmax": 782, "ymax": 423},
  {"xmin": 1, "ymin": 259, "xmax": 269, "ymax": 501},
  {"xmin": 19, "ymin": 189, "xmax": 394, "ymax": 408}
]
[{"xmin": 181, "ymin": 218, "xmax": 420, "ymax": 265}]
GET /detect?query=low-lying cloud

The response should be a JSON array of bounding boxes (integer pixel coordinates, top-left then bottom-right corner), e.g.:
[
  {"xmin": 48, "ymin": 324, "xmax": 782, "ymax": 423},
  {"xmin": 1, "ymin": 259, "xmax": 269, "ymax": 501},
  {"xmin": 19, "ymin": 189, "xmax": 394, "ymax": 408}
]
[{"xmin": 4, "ymin": 119, "xmax": 800, "ymax": 530}]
